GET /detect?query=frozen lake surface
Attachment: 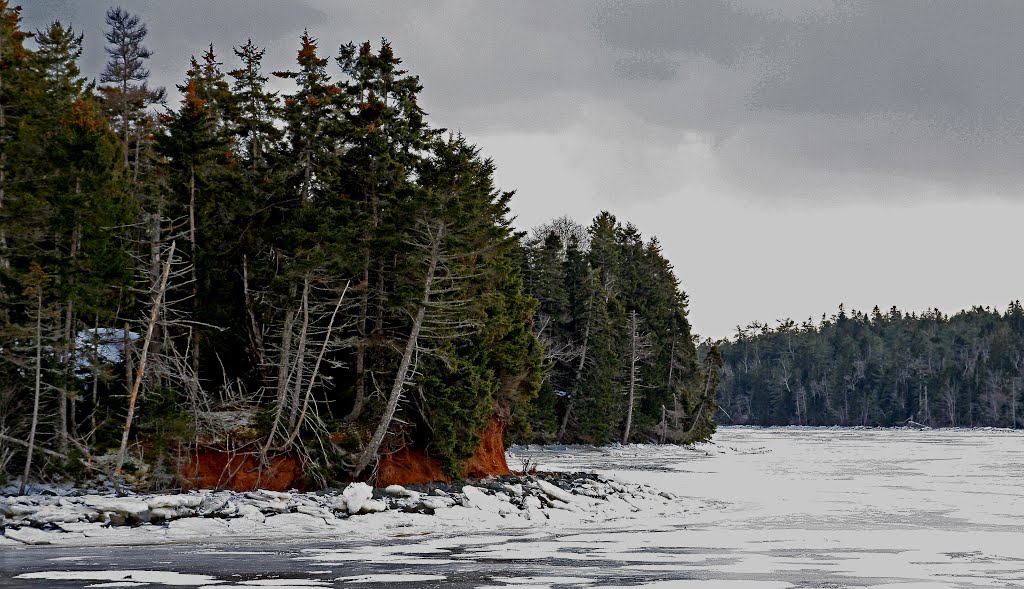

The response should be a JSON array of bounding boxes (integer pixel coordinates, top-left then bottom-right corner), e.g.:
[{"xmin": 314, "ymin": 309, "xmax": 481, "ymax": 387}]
[{"xmin": 4, "ymin": 426, "xmax": 1024, "ymax": 588}]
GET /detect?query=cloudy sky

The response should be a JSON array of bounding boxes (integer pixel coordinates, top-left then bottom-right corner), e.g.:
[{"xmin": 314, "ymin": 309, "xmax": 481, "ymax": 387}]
[{"xmin": 23, "ymin": 1, "xmax": 1024, "ymax": 339}]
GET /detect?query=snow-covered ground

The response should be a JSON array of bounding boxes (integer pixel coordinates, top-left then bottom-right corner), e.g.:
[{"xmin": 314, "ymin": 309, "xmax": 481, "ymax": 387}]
[{"xmin": 4, "ymin": 427, "xmax": 1024, "ymax": 587}]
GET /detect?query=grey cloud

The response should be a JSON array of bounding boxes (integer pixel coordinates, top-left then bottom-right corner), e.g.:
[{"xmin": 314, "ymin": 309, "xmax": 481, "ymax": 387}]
[{"xmin": 21, "ymin": 1, "xmax": 1024, "ymax": 202}]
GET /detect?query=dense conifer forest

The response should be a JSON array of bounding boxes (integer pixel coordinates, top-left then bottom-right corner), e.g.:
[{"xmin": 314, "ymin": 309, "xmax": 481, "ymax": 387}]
[
  {"xmin": 0, "ymin": 4, "xmax": 717, "ymax": 490},
  {"xmin": 715, "ymin": 303, "xmax": 1024, "ymax": 428}
]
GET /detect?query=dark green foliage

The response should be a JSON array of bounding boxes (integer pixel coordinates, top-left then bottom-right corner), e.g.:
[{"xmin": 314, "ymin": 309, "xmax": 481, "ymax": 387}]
[
  {"xmin": 1, "ymin": 7, "xmax": 134, "ymax": 478},
  {"xmin": 518, "ymin": 212, "xmax": 718, "ymax": 445},
  {"xmin": 0, "ymin": 7, "xmax": 712, "ymax": 490},
  {"xmin": 716, "ymin": 303, "xmax": 1024, "ymax": 428}
]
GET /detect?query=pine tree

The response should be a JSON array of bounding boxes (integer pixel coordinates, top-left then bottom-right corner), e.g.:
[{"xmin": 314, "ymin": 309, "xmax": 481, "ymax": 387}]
[
  {"xmin": 335, "ymin": 39, "xmax": 435, "ymax": 422},
  {"xmin": 98, "ymin": 7, "xmax": 164, "ymax": 172}
]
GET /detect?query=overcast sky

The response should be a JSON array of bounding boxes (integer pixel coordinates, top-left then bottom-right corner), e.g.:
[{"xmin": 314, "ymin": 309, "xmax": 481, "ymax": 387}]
[{"xmin": 23, "ymin": 1, "xmax": 1024, "ymax": 339}]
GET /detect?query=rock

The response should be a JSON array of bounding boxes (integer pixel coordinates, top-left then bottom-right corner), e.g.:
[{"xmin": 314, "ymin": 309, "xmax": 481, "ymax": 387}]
[
  {"xmin": 256, "ymin": 489, "xmax": 292, "ymax": 501},
  {"xmin": 355, "ymin": 499, "xmax": 387, "ymax": 515},
  {"xmin": 325, "ymin": 496, "xmax": 348, "ymax": 513},
  {"xmin": 419, "ymin": 496, "xmax": 455, "ymax": 511},
  {"xmin": 235, "ymin": 503, "xmax": 265, "ymax": 523},
  {"xmin": 149, "ymin": 506, "xmax": 196, "ymax": 522},
  {"xmin": 384, "ymin": 484, "xmax": 419, "ymax": 498},
  {"xmin": 198, "ymin": 494, "xmax": 230, "ymax": 516},
  {"xmin": 503, "ymin": 483, "xmax": 524, "ymax": 497},
  {"xmin": 295, "ymin": 504, "xmax": 334, "ymax": 519},
  {"xmin": 535, "ymin": 479, "xmax": 574, "ymax": 504},
  {"xmin": 84, "ymin": 497, "xmax": 150, "ymax": 517},
  {"xmin": 147, "ymin": 494, "xmax": 196, "ymax": 510},
  {"xmin": 342, "ymin": 482, "xmax": 374, "ymax": 515}
]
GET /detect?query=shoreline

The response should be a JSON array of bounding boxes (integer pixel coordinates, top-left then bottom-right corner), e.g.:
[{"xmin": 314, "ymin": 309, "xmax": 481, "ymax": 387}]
[{"xmin": 1, "ymin": 471, "xmax": 694, "ymax": 548}]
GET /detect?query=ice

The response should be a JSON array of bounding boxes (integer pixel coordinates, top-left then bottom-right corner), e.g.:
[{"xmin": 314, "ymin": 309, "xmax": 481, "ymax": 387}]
[
  {"xmin": 335, "ymin": 574, "xmax": 447, "ymax": 583},
  {"xmin": 15, "ymin": 570, "xmax": 220, "ymax": 586},
  {"xmin": 9, "ymin": 427, "xmax": 1024, "ymax": 586}
]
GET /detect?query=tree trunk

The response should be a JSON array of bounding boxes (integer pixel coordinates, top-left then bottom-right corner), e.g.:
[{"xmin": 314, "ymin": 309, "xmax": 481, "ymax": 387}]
[
  {"xmin": 261, "ymin": 295, "xmax": 296, "ymax": 452},
  {"xmin": 114, "ymin": 241, "xmax": 175, "ymax": 478},
  {"xmin": 0, "ymin": 31, "xmax": 7, "ymax": 270},
  {"xmin": 622, "ymin": 310, "xmax": 638, "ymax": 444},
  {"xmin": 188, "ymin": 166, "xmax": 200, "ymax": 373},
  {"xmin": 346, "ymin": 261, "xmax": 371, "ymax": 422},
  {"xmin": 352, "ymin": 226, "xmax": 441, "ymax": 478},
  {"xmin": 288, "ymin": 276, "xmax": 311, "ymax": 430},
  {"xmin": 276, "ymin": 282, "xmax": 349, "ymax": 451},
  {"xmin": 19, "ymin": 286, "xmax": 45, "ymax": 495}
]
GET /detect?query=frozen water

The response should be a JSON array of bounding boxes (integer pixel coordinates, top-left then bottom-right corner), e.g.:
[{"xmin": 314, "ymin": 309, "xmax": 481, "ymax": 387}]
[{"xmin": 5, "ymin": 427, "xmax": 1024, "ymax": 587}]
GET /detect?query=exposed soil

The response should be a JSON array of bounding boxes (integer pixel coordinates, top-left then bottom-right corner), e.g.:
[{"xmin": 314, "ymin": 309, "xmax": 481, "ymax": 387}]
[
  {"xmin": 175, "ymin": 417, "xmax": 511, "ymax": 491},
  {"xmin": 176, "ymin": 448, "xmax": 304, "ymax": 492},
  {"xmin": 375, "ymin": 417, "xmax": 511, "ymax": 487}
]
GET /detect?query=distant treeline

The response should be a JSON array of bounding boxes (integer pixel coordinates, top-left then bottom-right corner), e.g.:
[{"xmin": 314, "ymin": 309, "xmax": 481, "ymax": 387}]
[
  {"xmin": 0, "ymin": 3, "xmax": 717, "ymax": 491},
  {"xmin": 714, "ymin": 303, "xmax": 1024, "ymax": 428}
]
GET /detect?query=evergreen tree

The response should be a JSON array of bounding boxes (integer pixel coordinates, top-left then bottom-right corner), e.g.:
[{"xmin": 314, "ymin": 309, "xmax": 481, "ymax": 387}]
[{"xmin": 98, "ymin": 7, "xmax": 164, "ymax": 172}]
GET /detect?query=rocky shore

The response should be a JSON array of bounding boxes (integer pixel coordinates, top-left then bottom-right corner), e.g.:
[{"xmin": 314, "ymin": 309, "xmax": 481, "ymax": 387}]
[{"xmin": 1, "ymin": 472, "xmax": 688, "ymax": 546}]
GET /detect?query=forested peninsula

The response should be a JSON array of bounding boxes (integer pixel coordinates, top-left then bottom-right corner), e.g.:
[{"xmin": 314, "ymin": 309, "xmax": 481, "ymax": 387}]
[
  {"xmin": 0, "ymin": 4, "xmax": 718, "ymax": 493},
  {"xmin": 715, "ymin": 303, "xmax": 1024, "ymax": 428}
]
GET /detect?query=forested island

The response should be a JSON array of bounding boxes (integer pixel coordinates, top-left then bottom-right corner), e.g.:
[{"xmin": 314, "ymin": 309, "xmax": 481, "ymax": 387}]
[
  {"xmin": 0, "ymin": 4, "xmax": 718, "ymax": 493},
  {"xmin": 715, "ymin": 303, "xmax": 1024, "ymax": 428}
]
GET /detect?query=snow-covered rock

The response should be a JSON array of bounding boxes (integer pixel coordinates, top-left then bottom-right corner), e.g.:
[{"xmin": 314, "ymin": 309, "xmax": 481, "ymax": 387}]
[
  {"xmin": 342, "ymin": 482, "xmax": 374, "ymax": 515},
  {"xmin": 534, "ymin": 479, "xmax": 574, "ymax": 504},
  {"xmin": 384, "ymin": 484, "xmax": 417, "ymax": 497}
]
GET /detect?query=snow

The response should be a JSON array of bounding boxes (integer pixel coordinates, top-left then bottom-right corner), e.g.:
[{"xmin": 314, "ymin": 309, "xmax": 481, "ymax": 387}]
[{"xmin": 74, "ymin": 327, "xmax": 138, "ymax": 371}]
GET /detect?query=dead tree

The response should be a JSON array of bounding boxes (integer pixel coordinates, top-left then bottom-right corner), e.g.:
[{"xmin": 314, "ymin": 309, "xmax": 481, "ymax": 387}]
[
  {"xmin": 19, "ymin": 267, "xmax": 47, "ymax": 495},
  {"xmin": 115, "ymin": 241, "xmax": 175, "ymax": 478},
  {"xmin": 259, "ymin": 276, "xmax": 351, "ymax": 456},
  {"xmin": 621, "ymin": 310, "xmax": 652, "ymax": 444}
]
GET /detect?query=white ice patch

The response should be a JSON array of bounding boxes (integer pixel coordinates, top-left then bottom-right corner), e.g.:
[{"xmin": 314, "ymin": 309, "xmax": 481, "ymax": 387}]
[
  {"xmin": 15, "ymin": 570, "xmax": 220, "ymax": 586},
  {"xmin": 336, "ymin": 574, "xmax": 447, "ymax": 583},
  {"xmin": 489, "ymin": 576, "xmax": 596, "ymax": 585}
]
